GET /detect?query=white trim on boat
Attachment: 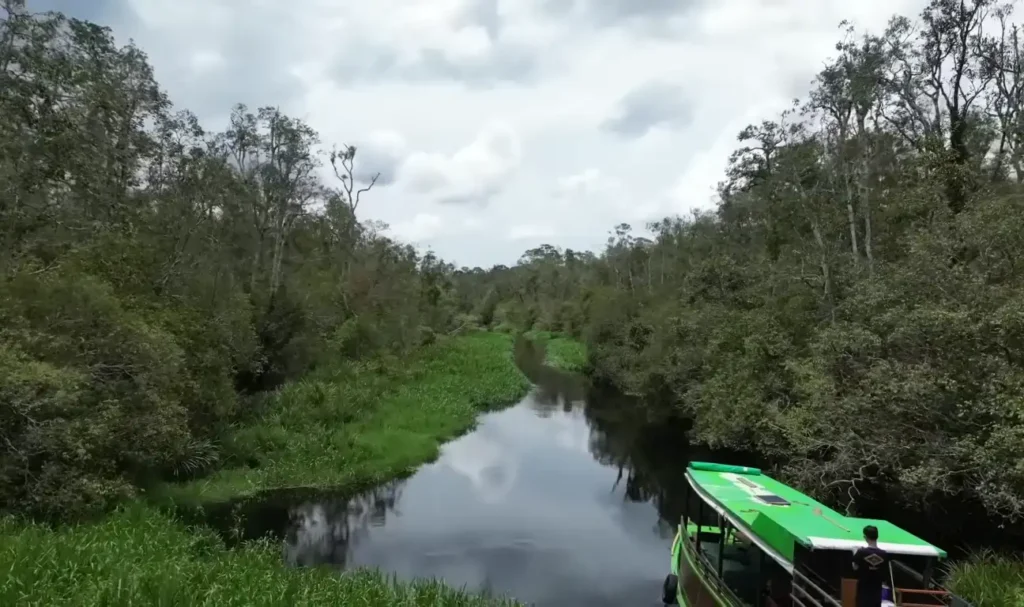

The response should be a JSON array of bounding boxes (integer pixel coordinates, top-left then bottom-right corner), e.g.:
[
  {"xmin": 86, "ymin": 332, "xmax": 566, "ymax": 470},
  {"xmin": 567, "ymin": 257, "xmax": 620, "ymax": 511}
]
[
  {"xmin": 685, "ymin": 471, "xmax": 795, "ymax": 574},
  {"xmin": 805, "ymin": 537, "xmax": 944, "ymax": 557}
]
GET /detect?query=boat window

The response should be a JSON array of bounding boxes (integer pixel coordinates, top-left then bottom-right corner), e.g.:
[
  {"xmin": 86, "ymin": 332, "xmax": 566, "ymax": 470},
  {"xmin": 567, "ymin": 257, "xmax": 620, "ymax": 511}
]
[{"xmin": 756, "ymin": 495, "xmax": 791, "ymax": 506}]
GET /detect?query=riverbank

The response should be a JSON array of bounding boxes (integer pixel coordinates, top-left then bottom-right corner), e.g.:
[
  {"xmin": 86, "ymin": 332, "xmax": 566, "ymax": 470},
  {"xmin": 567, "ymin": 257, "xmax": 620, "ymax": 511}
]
[
  {"xmin": 159, "ymin": 331, "xmax": 534, "ymax": 506},
  {"xmin": 0, "ymin": 504, "xmax": 521, "ymax": 606},
  {"xmin": 2, "ymin": 331, "xmax": 554, "ymax": 607},
  {"xmin": 523, "ymin": 330, "xmax": 588, "ymax": 372}
]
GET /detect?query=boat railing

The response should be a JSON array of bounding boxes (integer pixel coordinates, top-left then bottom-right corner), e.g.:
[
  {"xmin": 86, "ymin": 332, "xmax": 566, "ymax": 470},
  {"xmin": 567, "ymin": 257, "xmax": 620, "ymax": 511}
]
[
  {"xmin": 682, "ymin": 530, "xmax": 748, "ymax": 606},
  {"xmin": 890, "ymin": 559, "xmax": 973, "ymax": 607},
  {"xmin": 791, "ymin": 568, "xmax": 842, "ymax": 607},
  {"xmin": 798, "ymin": 565, "xmax": 839, "ymax": 597}
]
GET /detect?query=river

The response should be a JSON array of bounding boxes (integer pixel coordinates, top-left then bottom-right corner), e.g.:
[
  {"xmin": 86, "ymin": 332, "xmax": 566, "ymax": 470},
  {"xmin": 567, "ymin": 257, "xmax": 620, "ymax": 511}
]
[
  {"xmin": 200, "ymin": 353, "xmax": 752, "ymax": 606},
  {"xmin": 196, "ymin": 341, "xmax": 1023, "ymax": 606},
  {"xmin": 195, "ymin": 335, "xmax": 1024, "ymax": 605}
]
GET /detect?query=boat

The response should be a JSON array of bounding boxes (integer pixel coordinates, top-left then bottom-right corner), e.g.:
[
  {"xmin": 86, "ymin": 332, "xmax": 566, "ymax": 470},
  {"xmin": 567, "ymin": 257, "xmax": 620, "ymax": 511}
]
[{"xmin": 661, "ymin": 462, "xmax": 973, "ymax": 607}]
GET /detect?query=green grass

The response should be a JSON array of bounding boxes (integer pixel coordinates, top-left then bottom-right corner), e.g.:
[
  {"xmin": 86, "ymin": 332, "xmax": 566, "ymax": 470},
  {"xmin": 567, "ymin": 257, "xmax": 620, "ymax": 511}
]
[
  {"xmin": 945, "ymin": 550, "xmax": 1024, "ymax": 607},
  {"xmin": 523, "ymin": 330, "xmax": 588, "ymax": 372},
  {"xmin": 158, "ymin": 331, "xmax": 532, "ymax": 506},
  {"xmin": 0, "ymin": 504, "xmax": 521, "ymax": 607},
  {"xmin": 2, "ymin": 332, "xmax": 532, "ymax": 606}
]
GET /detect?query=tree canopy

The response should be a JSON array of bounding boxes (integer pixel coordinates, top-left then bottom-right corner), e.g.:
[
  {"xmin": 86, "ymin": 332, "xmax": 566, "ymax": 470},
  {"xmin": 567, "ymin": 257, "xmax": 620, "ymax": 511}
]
[
  {"xmin": 472, "ymin": 0, "xmax": 1024, "ymax": 524},
  {"xmin": 0, "ymin": 2, "xmax": 472, "ymax": 519},
  {"xmin": 5, "ymin": 0, "xmax": 1024, "ymax": 533}
]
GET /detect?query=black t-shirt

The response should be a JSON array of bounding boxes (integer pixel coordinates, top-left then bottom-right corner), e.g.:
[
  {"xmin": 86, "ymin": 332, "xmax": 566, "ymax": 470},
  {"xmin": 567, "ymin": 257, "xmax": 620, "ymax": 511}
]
[{"xmin": 852, "ymin": 546, "xmax": 890, "ymax": 605}]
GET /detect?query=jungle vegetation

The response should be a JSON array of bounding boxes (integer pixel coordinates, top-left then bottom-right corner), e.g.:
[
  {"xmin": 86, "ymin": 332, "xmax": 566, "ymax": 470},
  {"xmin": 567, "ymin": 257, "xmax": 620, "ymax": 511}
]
[{"xmin": 3, "ymin": 0, "xmax": 1024, "ymax": 604}]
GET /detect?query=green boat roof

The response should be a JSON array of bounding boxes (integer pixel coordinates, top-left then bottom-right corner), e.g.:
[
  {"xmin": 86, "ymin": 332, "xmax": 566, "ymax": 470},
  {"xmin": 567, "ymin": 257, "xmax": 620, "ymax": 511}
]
[{"xmin": 685, "ymin": 462, "xmax": 947, "ymax": 567}]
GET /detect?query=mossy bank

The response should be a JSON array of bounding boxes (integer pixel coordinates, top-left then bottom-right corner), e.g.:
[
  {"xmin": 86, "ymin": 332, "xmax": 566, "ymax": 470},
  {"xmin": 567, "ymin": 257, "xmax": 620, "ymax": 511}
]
[
  {"xmin": 158, "ymin": 331, "xmax": 534, "ymax": 506},
  {"xmin": 522, "ymin": 330, "xmax": 588, "ymax": 373},
  {"xmin": 2, "ymin": 331, "xmax": 553, "ymax": 607}
]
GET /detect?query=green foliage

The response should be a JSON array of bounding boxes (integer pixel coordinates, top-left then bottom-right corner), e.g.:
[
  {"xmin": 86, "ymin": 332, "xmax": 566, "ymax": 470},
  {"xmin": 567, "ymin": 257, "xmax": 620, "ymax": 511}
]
[
  {"xmin": 523, "ymin": 330, "xmax": 588, "ymax": 372},
  {"xmin": 0, "ymin": 504, "xmax": 522, "ymax": 607},
  {"xmin": 945, "ymin": 551, "xmax": 1024, "ymax": 607},
  {"xmin": 158, "ymin": 333, "xmax": 531, "ymax": 506},
  {"xmin": 0, "ymin": 271, "xmax": 195, "ymax": 519},
  {"xmin": 0, "ymin": 6, "xmax": 481, "ymax": 519},
  {"xmin": 458, "ymin": 1, "xmax": 1024, "ymax": 526},
  {"xmin": 6, "ymin": 3, "xmax": 1024, "ymax": 603}
]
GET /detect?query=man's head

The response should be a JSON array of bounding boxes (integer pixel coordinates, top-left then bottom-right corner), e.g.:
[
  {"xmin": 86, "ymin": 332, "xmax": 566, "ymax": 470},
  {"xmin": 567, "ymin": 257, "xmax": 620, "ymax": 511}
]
[{"xmin": 863, "ymin": 525, "xmax": 879, "ymax": 545}]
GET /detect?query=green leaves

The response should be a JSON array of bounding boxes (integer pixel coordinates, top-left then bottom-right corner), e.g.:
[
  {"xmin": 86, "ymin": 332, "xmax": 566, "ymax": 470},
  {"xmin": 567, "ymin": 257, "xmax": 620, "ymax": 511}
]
[
  {"xmin": 464, "ymin": 0, "xmax": 1024, "ymax": 537},
  {"xmin": 0, "ymin": 5, "xmax": 494, "ymax": 522}
]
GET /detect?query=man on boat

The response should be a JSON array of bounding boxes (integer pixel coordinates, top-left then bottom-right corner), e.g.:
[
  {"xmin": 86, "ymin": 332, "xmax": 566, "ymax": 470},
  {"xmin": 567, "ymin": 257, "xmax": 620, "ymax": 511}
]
[{"xmin": 851, "ymin": 525, "xmax": 890, "ymax": 606}]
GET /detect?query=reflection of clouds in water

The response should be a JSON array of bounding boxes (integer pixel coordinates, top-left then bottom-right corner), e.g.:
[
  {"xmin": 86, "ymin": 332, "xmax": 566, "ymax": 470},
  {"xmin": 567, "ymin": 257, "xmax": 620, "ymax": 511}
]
[
  {"xmin": 551, "ymin": 408, "xmax": 592, "ymax": 456},
  {"xmin": 265, "ymin": 396, "xmax": 677, "ymax": 607},
  {"xmin": 282, "ymin": 481, "xmax": 405, "ymax": 568},
  {"xmin": 442, "ymin": 432, "xmax": 518, "ymax": 504},
  {"xmin": 284, "ymin": 502, "xmax": 353, "ymax": 567},
  {"xmin": 527, "ymin": 386, "xmax": 561, "ymax": 418},
  {"xmin": 520, "ymin": 392, "xmax": 591, "ymax": 456}
]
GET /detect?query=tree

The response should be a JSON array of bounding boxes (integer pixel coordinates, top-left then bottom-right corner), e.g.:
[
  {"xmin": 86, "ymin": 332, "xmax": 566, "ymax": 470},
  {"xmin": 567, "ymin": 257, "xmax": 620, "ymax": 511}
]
[
  {"xmin": 0, "ymin": 4, "xmax": 472, "ymax": 520},
  {"xmin": 464, "ymin": 1, "xmax": 1024, "ymax": 527}
]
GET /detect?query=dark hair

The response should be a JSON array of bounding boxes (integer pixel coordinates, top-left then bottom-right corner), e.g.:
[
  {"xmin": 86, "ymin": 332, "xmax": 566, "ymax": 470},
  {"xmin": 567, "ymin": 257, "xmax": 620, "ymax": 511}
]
[{"xmin": 863, "ymin": 525, "xmax": 879, "ymax": 541}]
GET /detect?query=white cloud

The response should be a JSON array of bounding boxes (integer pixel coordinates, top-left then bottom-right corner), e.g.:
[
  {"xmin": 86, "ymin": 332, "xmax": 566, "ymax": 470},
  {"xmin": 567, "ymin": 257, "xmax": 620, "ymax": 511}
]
[
  {"xmin": 507, "ymin": 224, "xmax": 557, "ymax": 241},
  {"xmin": 553, "ymin": 168, "xmax": 663, "ymax": 223},
  {"xmin": 45, "ymin": 0, "xmax": 936, "ymax": 266},
  {"xmin": 389, "ymin": 212, "xmax": 445, "ymax": 242},
  {"xmin": 386, "ymin": 210, "xmax": 489, "ymax": 247},
  {"xmin": 554, "ymin": 168, "xmax": 620, "ymax": 200},
  {"xmin": 402, "ymin": 122, "xmax": 522, "ymax": 205},
  {"xmin": 461, "ymin": 216, "xmax": 485, "ymax": 230},
  {"xmin": 189, "ymin": 50, "xmax": 225, "ymax": 73}
]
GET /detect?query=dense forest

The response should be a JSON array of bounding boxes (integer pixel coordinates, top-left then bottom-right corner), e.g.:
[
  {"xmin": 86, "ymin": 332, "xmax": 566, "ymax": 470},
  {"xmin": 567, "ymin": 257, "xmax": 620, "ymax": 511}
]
[
  {"xmin": 4, "ymin": 0, "xmax": 1024, "ymax": 545},
  {"xmin": 468, "ymin": 0, "xmax": 1024, "ymax": 529},
  {"xmin": 0, "ymin": 0, "xmax": 477, "ymax": 520},
  {"xmin": 7, "ymin": 0, "xmax": 1024, "ymax": 604}
]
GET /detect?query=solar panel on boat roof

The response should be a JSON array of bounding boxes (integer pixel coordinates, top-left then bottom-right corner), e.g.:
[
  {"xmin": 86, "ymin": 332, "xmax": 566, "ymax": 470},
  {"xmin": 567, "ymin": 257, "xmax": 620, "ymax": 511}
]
[{"xmin": 757, "ymin": 494, "xmax": 791, "ymax": 506}]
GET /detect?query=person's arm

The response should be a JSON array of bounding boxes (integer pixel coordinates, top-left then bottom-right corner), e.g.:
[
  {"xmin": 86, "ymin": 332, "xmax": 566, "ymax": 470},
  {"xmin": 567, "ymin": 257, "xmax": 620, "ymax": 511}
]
[{"xmin": 851, "ymin": 548, "xmax": 861, "ymax": 570}]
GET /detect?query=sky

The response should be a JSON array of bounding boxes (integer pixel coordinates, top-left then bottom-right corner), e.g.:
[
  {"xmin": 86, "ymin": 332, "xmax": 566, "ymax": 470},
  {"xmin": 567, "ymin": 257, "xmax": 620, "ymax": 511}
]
[{"xmin": 30, "ymin": 0, "xmax": 930, "ymax": 268}]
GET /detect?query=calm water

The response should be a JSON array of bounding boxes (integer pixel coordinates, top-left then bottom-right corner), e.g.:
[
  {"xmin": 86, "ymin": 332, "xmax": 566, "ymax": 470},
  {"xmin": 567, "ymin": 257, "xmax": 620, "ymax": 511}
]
[
  {"xmin": 201, "ymin": 340, "xmax": 1024, "ymax": 603},
  {"xmin": 205, "ymin": 357, "xmax": 730, "ymax": 606},
  {"xmin": 285, "ymin": 399, "xmax": 673, "ymax": 606},
  {"xmin": 202, "ymin": 349, "xmax": 1012, "ymax": 605}
]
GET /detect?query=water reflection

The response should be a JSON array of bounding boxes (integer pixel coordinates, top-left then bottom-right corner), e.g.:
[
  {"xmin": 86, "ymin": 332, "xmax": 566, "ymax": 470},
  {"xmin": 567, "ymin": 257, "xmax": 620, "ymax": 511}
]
[
  {"xmin": 206, "ymin": 348, "xmax": 732, "ymax": 606},
  {"xmin": 442, "ymin": 431, "xmax": 519, "ymax": 505},
  {"xmin": 282, "ymin": 480, "xmax": 405, "ymax": 567}
]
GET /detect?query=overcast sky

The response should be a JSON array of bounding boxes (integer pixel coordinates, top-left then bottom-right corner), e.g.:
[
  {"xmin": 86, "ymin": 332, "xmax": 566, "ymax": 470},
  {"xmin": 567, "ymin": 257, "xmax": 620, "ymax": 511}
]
[{"xmin": 31, "ymin": 0, "xmax": 929, "ymax": 268}]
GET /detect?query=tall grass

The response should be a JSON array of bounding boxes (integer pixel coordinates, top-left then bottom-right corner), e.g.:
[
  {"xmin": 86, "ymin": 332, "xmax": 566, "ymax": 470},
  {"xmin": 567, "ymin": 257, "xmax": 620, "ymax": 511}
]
[
  {"xmin": 158, "ymin": 332, "xmax": 532, "ymax": 505},
  {"xmin": 5, "ymin": 333, "xmax": 532, "ymax": 605},
  {"xmin": 0, "ymin": 504, "xmax": 521, "ymax": 606},
  {"xmin": 523, "ymin": 330, "xmax": 588, "ymax": 372},
  {"xmin": 945, "ymin": 550, "xmax": 1024, "ymax": 607}
]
